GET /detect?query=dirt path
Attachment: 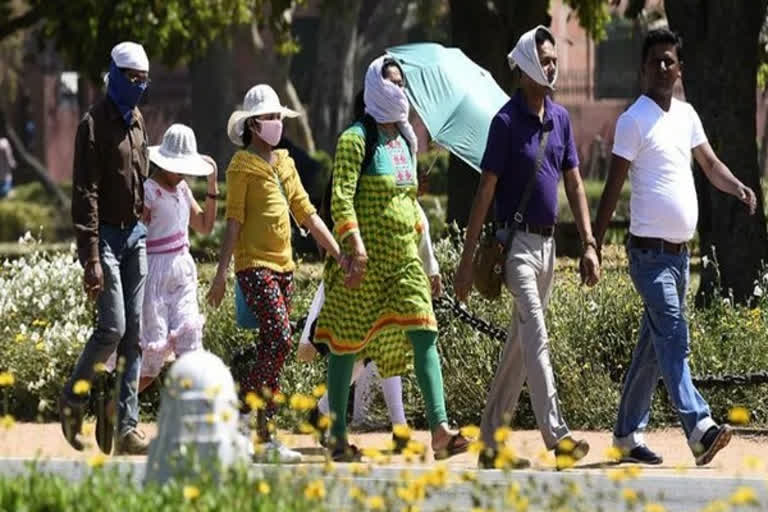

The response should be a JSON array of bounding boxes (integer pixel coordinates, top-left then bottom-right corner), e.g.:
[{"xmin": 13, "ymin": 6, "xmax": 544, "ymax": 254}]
[{"xmin": 2, "ymin": 423, "xmax": 768, "ymax": 476}]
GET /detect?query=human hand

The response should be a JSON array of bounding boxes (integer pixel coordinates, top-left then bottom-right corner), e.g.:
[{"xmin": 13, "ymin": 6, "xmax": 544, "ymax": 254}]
[
  {"xmin": 207, "ymin": 273, "xmax": 226, "ymax": 308},
  {"xmin": 454, "ymin": 256, "xmax": 473, "ymax": 303},
  {"xmin": 344, "ymin": 254, "xmax": 367, "ymax": 289},
  {"xmin": 83, "ymin": 261, "xmax": 104, "ymax": 300},
  {"xmin": 738, "ymin": 185, "xmax": 757, "ymax": 215},
  {"xmin": 430, "ymin": 274, "xmax": 443, "ymax": 298},
  {"xmin": 579, "ymin": 246, "xmax": 600, "ymax": 287}
]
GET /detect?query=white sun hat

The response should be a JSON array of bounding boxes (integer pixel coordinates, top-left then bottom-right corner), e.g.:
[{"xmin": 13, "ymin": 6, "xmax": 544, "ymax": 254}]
[
  {"xmin": 226, "ymin": 84, "xmax": 300, "ymax": 146},
  {"xmin": 149, "ymin": 123, "xmax": 214, "ymax": 176}
]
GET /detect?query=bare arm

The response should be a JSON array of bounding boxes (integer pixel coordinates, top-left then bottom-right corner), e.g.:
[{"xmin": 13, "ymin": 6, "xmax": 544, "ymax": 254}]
[
  {"xmin": 303, "ymin": 213, "xmax": 342, "ymax": 262},
  {"xmin": 188, "ymin": 157, "xmax": 219, "ymax": 234},
  {"xmin": 207, "ymin": 218, "xmax": 241, "ymax": 307},
  {"xmin": 454, "ymin": 171, "xmax": 498, "ymax": 302},
  {"xmin": 594, "ymin": 155, "xmax": 631, "ymax": 248},
  {"xmin": 693, "ymin": 142, "xmax": 757, "ymax": 214},
  {"xmin": 564, "ymin": 167, "xmax": 600, "ymax": 286},
  {"xmin": 563, "ymin": 167, "xmax": 596, "ymax": 246}
]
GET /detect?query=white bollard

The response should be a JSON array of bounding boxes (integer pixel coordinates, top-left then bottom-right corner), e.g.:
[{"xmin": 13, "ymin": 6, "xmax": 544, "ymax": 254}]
[{"xmin": 144, "ymin": 350, "xmax": 250, "ymax": 485}]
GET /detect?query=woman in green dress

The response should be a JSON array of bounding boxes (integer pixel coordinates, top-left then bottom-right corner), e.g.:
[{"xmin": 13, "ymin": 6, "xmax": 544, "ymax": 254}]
[{"xmin": 314, "ymin": 55, "xmax": 469, "ymax": 462}]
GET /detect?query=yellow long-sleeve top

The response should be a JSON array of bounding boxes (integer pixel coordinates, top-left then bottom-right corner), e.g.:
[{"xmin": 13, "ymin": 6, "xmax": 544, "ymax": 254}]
[{"xmin": 225, "ymin": 149, "xmax": 316, "ymax": 273}]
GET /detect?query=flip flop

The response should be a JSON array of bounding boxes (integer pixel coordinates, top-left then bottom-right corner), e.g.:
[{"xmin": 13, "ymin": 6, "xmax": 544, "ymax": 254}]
[{"xmin": 433, "ymin": 433, "xmax": 469, "ymax": 461}]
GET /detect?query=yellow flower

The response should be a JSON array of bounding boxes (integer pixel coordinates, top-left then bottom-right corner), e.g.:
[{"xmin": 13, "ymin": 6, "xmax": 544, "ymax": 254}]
[
  {"xmin": 289, "ymin": 393, "xmax": 316, "ymax": 411},
  {"xmin": 700, "ymin": 500, "xmax": 729, "ymax": 512},
  {"xmin": 0, "ymin": 372, "xmax": 15, "ymax": 387},
  {"xmin": 363, "ymin": 447, "xmax": 382, "ymax": 459},
  {"xmin": 604, "ymin": 446, "xmax": 623, "ymax": 461},
  {"xmin": 72, "ymin": 379, "xmax": 91, "ymax": 395},
  {"xmin": 460, "ymin": 425, "xmax": 480, "ymax": 438},
  {"xmin": 312, "ymin": 384, "xmax": 327, "ymax": 398},
  {"xmin": 728, "ymin": 406, "xmax": 750, "ymax": 425},
  {"xmin": 742, "ymin": 454, "xmax": 764, "ymax": 471},
  {"xmin": 87, "ymin": 453, "xmax": 106, "ymax": 468},
  {"xmin": 82, "ymin": 423, "xmax": 94, "ymax": 436},
  {"xmin": 406, "ymin": 441, "xmax": 425, "ymax": 455},
  {"xmin": 180, "ymin": 378, "xmax": 193, "ymax": 390},
  {"xmin": 494, "ymin": 426, "xmax": 511, "ymax": 443},
  {"xmin": 183, "ymin": 485, "xmax": 200, "ymax": 501},
  {"xmin": 608, "ymin": 469, "xmax": 627, "ymax": 482},
  {"xmin": 644, "ymin": 504, "xmax": 666, "ymax": 512},
  {"xmin": 366, "ymin": 495, "xmax": 386, "ymax": 510},
  {"xmin": 557, "ymin": 438, "xmax": 575, "ymax": 453},
  {"xmin": 348, "ymin": 486, "xmax": 364, "ymax": 500},
  {"xmin": 555, "ymin": 454, "xmax": 574, "ymax": 470},
  {"xmin": 14, "ymin": 333, "xmax": 26, "ymax": 343},
  {"xmin": 273, "ymin": 391, "xmax": 286, "ymax": 405},
  {"xmin": 299, "ymin": 422, "xmax": 316, "ymax": 434},
  {"xmin": 730, "ymin": 486, "xmax": 758, "ymax": 505},
  {"xmin": 220, "ymin": 409, "xmax": 233, "ymax": 423},
  {"xmin": 349, "ymin": 463, "xmax": 370, "ymax": 476},
  {"xmin": 205, "ymin": 413, "xmax": 217, "ymax": 424},
  {"xmin": 317, "ymin": 414, "xmax": 330, "ymax": 430},
  {"xmin": 468, "ymin": 440, "xmax": 485, "ymax": 455},
  {"xmin": 1, "ymin": 415, "xmax": 15, "ymax": 429},
  {"xmin": 245, "ymin": 392, "xmax": 265, "ymax": 410},
  {"xmin": 625, "ymin": 466, "xmax": 642, "ymax": 479},
  {"xmin": 622, "ymin": 488, "xmax": 638, "ymax": 503},
  {"xmin": 35, "ymin": 342, "xmax": 45, "ymax": 352},
  {"xmin": 304, "ymin": 480, "xmax": 326, "ymax": 500},
  {"xmin": 204, "ymin": 385, "xmax": 221, "ymax": 399},
  {"xmin": 424, "ymin": 464, "xmax": 448, "ymax": 488},
  {"xmin": 257, "ymin": 481, "xmax": 270, "ymax": 495},
  {"xmin": 393, "ymin": 424, "xmax": 411, "ymax": 440},
  {"xmin": 92, "ymin": 363, "xmax": 107, "ymax": 374}
]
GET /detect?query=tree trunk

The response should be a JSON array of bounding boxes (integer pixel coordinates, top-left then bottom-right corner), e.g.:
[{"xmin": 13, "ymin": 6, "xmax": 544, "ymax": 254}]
[
  {"xmin": 308, "ymin": 0, "xmax": 363, "ymax": 153},
  {"xmin": 446, "ymin": 0, "xmax": 550, "ymax": 226},
  {"xmin": 666, "ymin": 0, "xmax": 768, "ymax": 304},
  {"xmin": 189, "ymin": 41, "xmax": 235, "ymax": 176}
]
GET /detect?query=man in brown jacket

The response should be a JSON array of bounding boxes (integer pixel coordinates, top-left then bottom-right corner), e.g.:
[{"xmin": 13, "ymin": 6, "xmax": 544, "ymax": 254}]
[{"xmin": 61, "ymin": 41, "xmax": 151, "ymax": 455}]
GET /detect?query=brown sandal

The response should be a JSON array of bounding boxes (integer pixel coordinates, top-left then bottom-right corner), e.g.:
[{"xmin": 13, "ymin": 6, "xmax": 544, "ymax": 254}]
[{"xmin": 433, "ymin": 433, "xmax": 469, "ymax": 461}]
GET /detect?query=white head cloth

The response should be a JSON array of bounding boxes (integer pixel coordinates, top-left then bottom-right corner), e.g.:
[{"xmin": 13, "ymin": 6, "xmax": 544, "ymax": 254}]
[
  {"xmin": 507, "ymin": 25, "xmax": 557, "ymax": 90},
  {"xmin": 364, "ymin": 56, "xmax": 418, "ymax": 155},
  {"xmin": 111, "ymin": 41, "xmax": 149, "ymax": 72}
]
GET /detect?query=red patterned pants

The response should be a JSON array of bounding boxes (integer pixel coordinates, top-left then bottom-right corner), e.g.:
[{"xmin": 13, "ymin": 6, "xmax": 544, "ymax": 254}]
[{"xmin": 236, "ymin": 267, "xmax": 294, "ymax": 421}]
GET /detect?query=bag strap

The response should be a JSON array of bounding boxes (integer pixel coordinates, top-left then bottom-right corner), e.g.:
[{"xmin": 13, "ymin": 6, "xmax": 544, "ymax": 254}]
[{"xmin": 504, "ymin": 127, "xmax": 551, "ymax": 246}]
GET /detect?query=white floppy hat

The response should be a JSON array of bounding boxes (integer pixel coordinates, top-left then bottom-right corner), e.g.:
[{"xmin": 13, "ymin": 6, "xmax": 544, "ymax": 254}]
[
  {"xmin": 226, "ymin": 84, "xmax": 299, "ymax": 146},
  {"xmin": 149, "ymin": 124, "xmax": 214, "ymax": 177}
]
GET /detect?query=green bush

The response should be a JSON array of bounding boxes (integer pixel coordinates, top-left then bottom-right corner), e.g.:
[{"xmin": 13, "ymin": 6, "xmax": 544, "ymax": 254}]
[
  {"xmin": 0, "ymin": 201, "xmax": 60, "ymax": 242},
  {"xmin": 2, "ymin": 235, "xmax": 767, "ymax": 432}
]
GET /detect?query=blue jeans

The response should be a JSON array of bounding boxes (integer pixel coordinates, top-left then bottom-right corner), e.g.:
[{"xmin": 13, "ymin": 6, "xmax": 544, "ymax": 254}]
[
  {"xmin": 613, "ymin": 247, "xmax": 715, "ymax": 452},
  {"xmin": 64, "ymin": 222, "xmax": 147, "ymax": 436}
]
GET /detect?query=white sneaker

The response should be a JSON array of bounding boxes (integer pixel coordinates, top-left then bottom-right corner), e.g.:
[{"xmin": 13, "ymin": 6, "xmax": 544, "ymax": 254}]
[{"xmin": 254, "ymin": 440, "xmax": 303, "ymax": 464}]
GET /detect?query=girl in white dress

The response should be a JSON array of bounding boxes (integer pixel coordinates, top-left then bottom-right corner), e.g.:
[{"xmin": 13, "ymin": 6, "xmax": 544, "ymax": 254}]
[{"xmin": 107, "ymin": 124, "xmax": 218, "ymax": 391}]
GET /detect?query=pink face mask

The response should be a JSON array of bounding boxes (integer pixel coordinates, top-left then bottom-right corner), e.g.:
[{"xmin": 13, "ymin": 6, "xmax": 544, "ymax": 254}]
[{"xmin": 254, "ymin": 119, "xmax": 283, "ymax": 147}]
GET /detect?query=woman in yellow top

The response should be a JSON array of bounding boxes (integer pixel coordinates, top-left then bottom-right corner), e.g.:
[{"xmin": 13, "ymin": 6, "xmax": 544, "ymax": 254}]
[{"xmin": 207, "ymin": 84, "xmax": 345, "ymax": 463}]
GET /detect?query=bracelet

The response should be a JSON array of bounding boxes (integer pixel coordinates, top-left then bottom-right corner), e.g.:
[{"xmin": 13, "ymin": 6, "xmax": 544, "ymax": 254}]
[
  {"xmin": 582, "ymin": 238, "xmax": 598, "ymax": 251},
  {"xmin": 206, "ymin": 192, "xmax": 219, "ymax": 199}
]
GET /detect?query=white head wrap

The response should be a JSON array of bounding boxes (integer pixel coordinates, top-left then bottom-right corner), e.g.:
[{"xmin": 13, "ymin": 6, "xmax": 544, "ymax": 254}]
[
  {"xmin": 507, "ymin": 26, "xmax": 557, "ymax": 90},
  {"xmin": 110, "ymin": 41, "xmax": 149, "ymax": 72},
  {"xmin": 363, "ymin": 56, "xmax": 418, "ymax": 155}
]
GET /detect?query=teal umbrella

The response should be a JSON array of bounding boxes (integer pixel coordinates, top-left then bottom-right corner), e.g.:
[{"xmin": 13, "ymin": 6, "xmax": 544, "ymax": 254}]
[{"xmin": 386, "ymin": 42, "xmax": 509, "ymax": 172}]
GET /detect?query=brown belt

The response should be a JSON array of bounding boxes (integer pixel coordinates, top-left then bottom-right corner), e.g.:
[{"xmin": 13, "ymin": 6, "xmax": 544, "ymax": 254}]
[{"xmin": 629, "ymin": 235, "xmax": 687, "ymax": 255}]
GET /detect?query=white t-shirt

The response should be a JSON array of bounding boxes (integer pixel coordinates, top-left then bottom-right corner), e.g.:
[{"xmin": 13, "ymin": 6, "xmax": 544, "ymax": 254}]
[{"xmin": 612, "ymin": 95, "xmax": 708, "ymax": 243}]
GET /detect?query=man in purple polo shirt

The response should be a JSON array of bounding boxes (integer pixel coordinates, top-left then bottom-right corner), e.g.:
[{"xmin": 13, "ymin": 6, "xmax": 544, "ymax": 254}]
[{"xmin": 455, "ymin": 26, "xmax": 600, "ymax": 469}]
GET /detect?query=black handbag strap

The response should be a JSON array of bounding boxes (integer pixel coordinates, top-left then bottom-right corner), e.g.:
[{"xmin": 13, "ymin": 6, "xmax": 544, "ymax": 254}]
[{"xmin": 504, "ymin": 128, "xmax": 551, "ymax": 247}]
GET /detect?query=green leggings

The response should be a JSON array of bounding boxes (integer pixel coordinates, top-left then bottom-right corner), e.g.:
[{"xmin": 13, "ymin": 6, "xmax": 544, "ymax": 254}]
[{"xmin": 326, "ymin": 330, "xmax": 447, "ymax": 442}]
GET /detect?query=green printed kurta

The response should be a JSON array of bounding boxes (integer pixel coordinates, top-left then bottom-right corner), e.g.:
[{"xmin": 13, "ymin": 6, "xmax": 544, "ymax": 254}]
[{"xmin": 314, "ymin": 123, "xmax": 436, "ymax": 377}]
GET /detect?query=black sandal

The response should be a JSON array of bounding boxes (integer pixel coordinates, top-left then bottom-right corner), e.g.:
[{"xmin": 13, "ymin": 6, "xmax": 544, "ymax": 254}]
[
  {"xmin": 331, "ymin": 442, "xmax": 362, "ymax": 462},
  {"xmin": 433, "ymin": 433, "xmax": 469, "ymax": 461}
]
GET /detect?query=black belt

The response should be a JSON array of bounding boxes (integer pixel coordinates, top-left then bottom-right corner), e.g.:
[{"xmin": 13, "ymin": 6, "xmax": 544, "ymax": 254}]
[
  {"xmin": 101, "ymin": 219, "xmax": 138, "ymax": 230},
  {"xmin": 629, "ymin": 235, "xmax": 687, "ymax": 255},
  {"xmin": 502, "ymin": 222, "xmax": 555, "ymax": 238}
]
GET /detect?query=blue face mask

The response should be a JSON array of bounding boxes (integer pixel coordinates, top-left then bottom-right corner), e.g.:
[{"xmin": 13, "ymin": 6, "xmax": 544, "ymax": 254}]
[{"xmin": 106, "ymin": 60, "xmax": 148, "ymax": 126}]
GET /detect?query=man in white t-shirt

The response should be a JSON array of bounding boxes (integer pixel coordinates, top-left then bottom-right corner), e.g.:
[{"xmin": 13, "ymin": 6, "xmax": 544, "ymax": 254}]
[{"xmin": 594, "ymin": 29, "xmax": 757, "ymax": 467}]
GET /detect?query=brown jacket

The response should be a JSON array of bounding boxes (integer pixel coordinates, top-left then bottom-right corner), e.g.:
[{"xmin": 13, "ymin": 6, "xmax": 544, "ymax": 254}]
[{"xmin": 71, "ymin": 97, "xmax": 149, "ymax": 265}]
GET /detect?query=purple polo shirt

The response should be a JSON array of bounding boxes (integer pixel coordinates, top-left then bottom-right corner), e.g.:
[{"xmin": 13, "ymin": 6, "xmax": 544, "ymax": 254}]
[{"xmin": 480, "ymin": 90, "xmax": 579, "ymax": 226}]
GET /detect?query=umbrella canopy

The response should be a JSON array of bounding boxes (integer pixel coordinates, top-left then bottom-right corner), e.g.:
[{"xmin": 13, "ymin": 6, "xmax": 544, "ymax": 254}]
[{"xmin": 386, "ymin": 42, "xmax": 509, "ymax": 172}]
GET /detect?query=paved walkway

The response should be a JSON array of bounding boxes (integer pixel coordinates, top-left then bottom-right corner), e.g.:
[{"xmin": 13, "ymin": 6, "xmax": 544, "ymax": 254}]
[{"xmin": 2, "ymin": 423, "xmax": 768, "ymax": 476}]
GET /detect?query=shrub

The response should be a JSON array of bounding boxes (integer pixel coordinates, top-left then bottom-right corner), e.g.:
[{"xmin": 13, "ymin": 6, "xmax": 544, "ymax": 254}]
[{"xmin": 2, "ymin": 235, "xmax": 767, "ymax": 432}]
